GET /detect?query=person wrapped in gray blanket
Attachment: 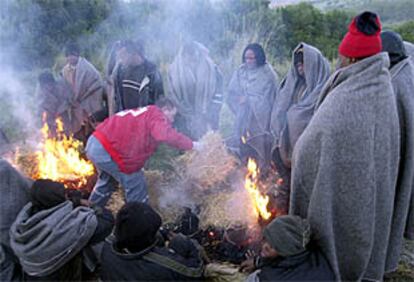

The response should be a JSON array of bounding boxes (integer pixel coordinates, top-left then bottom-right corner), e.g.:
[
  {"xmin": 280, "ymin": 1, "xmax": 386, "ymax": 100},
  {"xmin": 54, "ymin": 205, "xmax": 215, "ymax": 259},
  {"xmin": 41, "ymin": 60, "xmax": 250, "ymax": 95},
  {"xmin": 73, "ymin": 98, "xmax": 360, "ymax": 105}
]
[
  {"xmin": 9, "ymin": 179, "xmax": 114, "ymax": 281},
  {"xmin": 62, "ymin": 42, "xmax": 105, "ymax": 143},
  {"xmin": 290, "ymin": 12, "xmax": 400, "ymax": 281},
  {"xmin": 227, "ymin": 43, "xmax": 278, "ymax": 171},
  {"xmin": 36, "ymin": 71, "xmax": 73, "ymax": 136},
  {"xmin": 269, "ymin": 43, "xmax": 330, "ymax": 214},
  {"xmin": 0, "ymin": 160, "xmax": 30, "ymax": 282},
  {"xmin": 168, "ymin": 41, "xmax": 224, "ymax": 140},
  {"xmin": 380, "ymin": 31, "xmax": 414, "ymax": 274},
  {"xmin": 404, "ymin": 41, "xmax": 414, "ymax": 64}
]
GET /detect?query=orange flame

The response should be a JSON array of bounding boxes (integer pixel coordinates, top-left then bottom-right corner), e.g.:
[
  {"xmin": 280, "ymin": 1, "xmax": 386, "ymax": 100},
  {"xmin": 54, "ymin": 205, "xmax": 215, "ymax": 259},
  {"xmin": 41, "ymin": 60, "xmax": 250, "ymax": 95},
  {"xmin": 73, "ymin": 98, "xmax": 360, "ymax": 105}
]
[
  {"xmin": 35, "ymin": 116, "xmax": 94, "ymax": 188},
  {"xmin": 244, "ymin": 158, "xmax": 271, "ymax": 220}
]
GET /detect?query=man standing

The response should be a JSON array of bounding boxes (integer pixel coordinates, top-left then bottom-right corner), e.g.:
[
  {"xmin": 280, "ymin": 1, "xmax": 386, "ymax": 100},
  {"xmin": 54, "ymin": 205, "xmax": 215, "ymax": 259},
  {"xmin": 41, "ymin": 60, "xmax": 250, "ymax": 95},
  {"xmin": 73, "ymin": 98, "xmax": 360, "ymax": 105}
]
[
  {"xmin": 270, "ymin": 43, "xmax": 330, "ymax": 213},
  {"xmin": 381, "ymin": 31, "xmax": 414, "ymax": 272},
  {"xmin": 62, "ymin": 42, "xmax": 104, "ymax": 143},
  {"xmin": 112, "ymin": 40, "xmax": 164, "ymax": 113},
  {"xmin": 86, "ymin": 98, "xmax": 200, "ymax": 207},
  {"xmin": 168, "ymin": 41, "xmax": 223, "ymax": 140},
  {"xmin": 36, "ymin": 71, "xmax": 72, "ymax": 135},
  {"xmin": 289, "ymin": 12, "xmax": 400, "ymax": 281}
]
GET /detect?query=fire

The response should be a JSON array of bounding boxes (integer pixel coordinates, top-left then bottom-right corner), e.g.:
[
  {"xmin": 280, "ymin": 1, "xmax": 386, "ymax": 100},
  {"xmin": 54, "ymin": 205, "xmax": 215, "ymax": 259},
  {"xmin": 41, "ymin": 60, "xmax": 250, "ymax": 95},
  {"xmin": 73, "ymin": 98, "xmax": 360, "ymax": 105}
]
[
  {"xmin": 35, "ymin": 116, "xmax": 94, "ymax": 188},
  {"xmin": 244, "ymin": 158, "xmax": 271, "ymax": 220}
]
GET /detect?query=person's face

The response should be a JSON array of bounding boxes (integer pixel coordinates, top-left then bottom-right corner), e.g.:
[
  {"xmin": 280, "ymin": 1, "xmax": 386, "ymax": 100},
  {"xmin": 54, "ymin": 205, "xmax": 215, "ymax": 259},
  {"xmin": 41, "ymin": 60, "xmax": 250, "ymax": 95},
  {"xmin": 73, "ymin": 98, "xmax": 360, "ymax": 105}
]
[
  {"xmin": 162, "ymin": 107, "xmax": 177, "ymax": 123},
  {"xmin": 66, "ymin": 55, "xmax": 79, "ymax": 66},
  {"xmin": 118, "ymin": 47, "xmax": 130, "ymax": 66},
  {"xmin": 295, "ymin": 61, "xmax": 304, "ymax": 77},
  {"xmin": 260, "ymin": 241, "xmax": 278, "ymax": 258},
  {"xmin": 244, "ymin": 49, "xmax": 257, "ymax": 69}
]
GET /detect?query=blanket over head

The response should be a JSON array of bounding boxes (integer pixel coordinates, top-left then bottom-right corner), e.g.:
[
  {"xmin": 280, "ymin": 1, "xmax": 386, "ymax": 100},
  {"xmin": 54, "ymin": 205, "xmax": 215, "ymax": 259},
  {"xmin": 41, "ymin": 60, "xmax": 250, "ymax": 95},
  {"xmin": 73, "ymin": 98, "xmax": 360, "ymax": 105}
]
[
  {"xmin": 227, "ymin": 62, "xmax": 278, "ymax": 168},
  {"xmin": 290, "ymin": 53, "xmax": 400, "ymax": 281},
  {"xmin": 10, "ymin": 201, "xmax": 97, "ymax": 277},
  {"xmin": 270, "ymin": 43, "xmax": 330, "ymax": 167},
  {"xmin": 168, "ymin": 41, "xmax": 223, "ymax": 139},
  {"xmin": 63, "ymin": 57, "xmax": 104, "ymax": 133},
  {"xmin": 404, "ymin": 41, "xmax": 414, "ymax": 64}
]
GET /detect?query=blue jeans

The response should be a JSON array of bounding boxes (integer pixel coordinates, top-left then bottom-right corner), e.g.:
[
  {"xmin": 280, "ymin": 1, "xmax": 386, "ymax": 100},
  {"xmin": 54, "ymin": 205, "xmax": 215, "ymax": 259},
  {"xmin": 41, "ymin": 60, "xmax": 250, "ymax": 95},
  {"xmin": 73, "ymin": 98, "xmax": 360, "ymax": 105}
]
[{"xmin": 86, "ymin": 136, "xmax": 148, "ymax": 207}]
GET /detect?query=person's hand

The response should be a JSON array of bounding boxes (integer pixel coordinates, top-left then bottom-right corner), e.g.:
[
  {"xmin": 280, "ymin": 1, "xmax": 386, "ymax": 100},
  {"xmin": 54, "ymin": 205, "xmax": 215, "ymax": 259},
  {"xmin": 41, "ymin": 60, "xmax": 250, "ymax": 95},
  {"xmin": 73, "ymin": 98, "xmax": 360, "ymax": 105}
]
[
  {"xmin": 192, "ymin": 141, "xmax": 204, "ymax": 152},
  {"xmin": 239, "ymin": 250, "xmax": 257, "ymax": 273}
]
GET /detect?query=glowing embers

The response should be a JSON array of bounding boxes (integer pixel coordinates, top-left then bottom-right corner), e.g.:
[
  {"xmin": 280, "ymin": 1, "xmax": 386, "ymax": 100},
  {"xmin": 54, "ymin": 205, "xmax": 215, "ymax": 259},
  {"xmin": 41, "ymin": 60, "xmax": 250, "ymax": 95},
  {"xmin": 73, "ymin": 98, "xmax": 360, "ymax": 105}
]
[{"xmin": 244, "ymin": 158, "xmax": 271, "ymax": 220}]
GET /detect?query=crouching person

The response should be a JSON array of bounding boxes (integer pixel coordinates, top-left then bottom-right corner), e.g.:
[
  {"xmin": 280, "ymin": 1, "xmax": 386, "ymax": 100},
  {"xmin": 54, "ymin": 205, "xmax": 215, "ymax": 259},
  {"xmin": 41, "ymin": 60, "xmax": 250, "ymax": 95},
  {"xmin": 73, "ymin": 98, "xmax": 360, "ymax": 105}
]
[
  {"xmin": 240, "ymin": 215, "xmax": 334, "ymax": 281},
  {"xmin": 9, "ymin": 179, "xmax": 114, "ymax": 281},
  {"xmin": 100, "ymin": 202, "xmax": 205, "ymax": 281}
]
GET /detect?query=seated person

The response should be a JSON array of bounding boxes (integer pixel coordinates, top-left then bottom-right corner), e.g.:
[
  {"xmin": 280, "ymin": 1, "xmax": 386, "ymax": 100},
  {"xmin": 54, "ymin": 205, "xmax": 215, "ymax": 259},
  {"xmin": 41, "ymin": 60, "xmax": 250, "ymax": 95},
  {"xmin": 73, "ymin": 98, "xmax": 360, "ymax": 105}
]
[
  {"xmin": 9, "ymin": 179, "xmax": 114, "ymax": 281},
  {"xmin": 240, "ymin": 215, "xmax": 334, "ymax": 281},
  {"xmin": 99, "ymin": 202, "xmax": 205, "ymax": 281},
  {"xmin": 0, "ymin": 160, "xmax": 31, "ymax": 282}
]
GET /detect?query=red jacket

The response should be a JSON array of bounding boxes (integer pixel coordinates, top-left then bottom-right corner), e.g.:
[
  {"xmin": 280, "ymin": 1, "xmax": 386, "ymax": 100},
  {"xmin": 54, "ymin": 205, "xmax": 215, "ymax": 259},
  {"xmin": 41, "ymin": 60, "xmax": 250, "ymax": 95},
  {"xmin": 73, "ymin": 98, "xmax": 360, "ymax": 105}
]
[{"xmin": 93, "ymin": 106, "xmax": 193, "ymax": 174}]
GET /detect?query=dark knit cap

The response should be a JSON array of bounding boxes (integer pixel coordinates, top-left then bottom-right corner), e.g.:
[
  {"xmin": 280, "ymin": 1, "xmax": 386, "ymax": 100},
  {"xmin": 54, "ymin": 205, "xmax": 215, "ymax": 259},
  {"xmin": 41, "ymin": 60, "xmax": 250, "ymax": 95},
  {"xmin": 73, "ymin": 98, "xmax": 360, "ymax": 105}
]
[
  {"xmin": 381, "ymin": 31, "xmax": 407, "ymax": 67},
  {"xmin": 263, "ymin": 215, "xmax": 310, "ymax": 257},
  {"xmin": 31, "ymin": 179, "xmax": 66, "ymax": 211},
  {"xmin": 339, "ymin": 11, "xmax": 382, "ymax": 58},
  {"xmin": 115, "ymin": 202, "xmax": 162, "ymax": 253},
  {"xmin": 65, "ymin": 42, "xmax": 80, "ymax": 57}
]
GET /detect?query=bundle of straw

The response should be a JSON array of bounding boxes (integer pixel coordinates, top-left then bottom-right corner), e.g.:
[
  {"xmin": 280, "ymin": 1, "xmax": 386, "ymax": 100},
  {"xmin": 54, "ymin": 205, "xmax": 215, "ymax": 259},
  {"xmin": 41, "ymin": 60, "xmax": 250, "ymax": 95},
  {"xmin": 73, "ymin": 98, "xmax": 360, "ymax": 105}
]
[{"xmin": 175, "ymin": 131, "xmax": 238, "ymax": 189}]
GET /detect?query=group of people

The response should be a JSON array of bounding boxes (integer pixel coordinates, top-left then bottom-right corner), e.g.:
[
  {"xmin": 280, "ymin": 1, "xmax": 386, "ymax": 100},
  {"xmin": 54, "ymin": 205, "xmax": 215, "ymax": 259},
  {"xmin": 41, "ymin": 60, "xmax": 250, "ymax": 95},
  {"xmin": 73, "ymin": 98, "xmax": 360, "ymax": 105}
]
[{"xmin": 1, "ymin": 9, "xmax": 414, "ymax": 281}]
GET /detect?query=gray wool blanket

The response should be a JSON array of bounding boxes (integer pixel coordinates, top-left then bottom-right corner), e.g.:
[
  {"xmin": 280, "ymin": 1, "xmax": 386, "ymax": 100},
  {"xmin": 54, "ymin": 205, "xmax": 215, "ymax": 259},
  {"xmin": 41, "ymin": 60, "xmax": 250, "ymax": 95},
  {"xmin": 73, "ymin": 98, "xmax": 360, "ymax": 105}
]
[
  {"xmin": 227, "ymin": 63, "xmax": 278, "ymax": 167},
  {"xmin": 0, "ymin": 160, "xmax": 30, "ymax": 247},
  {"xmin": 0, "ymin": 160, "xmax": 30, "ymax": 282},
  {"xmin": 270, "ymin": 43, "xmax": 330, "ymax": 167},
  {"xmin": 10, "ymin": 201, "xmax": 97, "ymax": 277},
  {"xmin": 404, "ymin": 41, "xmax": 414, "ymax": 64},
  {"xmin": 385, "ymin": 58, "xmax": 414, "ymax": 272},
  {"xmin": 290, "ymin": 53, "xmax": 400, "ymax": 281},
  {"xmin": 62, "ymin": 57, "xmax": 104, "ymax": 133},
  {"xmin": 168, "ymin": 41, "xmax": 223, "ymax": 139}
]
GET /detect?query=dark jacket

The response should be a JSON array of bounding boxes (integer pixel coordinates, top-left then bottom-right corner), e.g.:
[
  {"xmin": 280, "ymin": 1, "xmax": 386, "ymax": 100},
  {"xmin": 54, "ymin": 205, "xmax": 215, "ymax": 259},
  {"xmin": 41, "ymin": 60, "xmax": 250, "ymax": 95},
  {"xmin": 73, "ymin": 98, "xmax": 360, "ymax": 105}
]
[
  {"xmin": 254, "ymin": 249, "xmax": 335, "ymax": 281},
  {"xmin": 114, "ymin": 60, "xmax": 164, "ymax": 112},
  {"xmin": 100, "ymin": 235, "xmax": 204, "ymax": 281}
]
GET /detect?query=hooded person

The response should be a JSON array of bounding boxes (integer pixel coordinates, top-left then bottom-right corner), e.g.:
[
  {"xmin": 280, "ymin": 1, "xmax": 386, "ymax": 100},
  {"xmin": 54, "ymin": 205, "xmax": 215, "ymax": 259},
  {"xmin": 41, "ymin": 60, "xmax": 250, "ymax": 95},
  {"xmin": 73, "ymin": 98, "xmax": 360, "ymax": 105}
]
[
  {"xmin": 9, "ymin": 179, "xmax": 114, "ymax": 281},
  {"xmin": 0, "ymin": 160, "xmax": 31, "ymax": 282},
  {"xmin": 105, "ymin": 40, "xmax": 123, "ymax": 116},
  {"xmin": 404, "ymin": 41, "xmax": 414, "ymax": 64},
  {"xmin": 61, "ymin": 42, "xmax": 105, "ymax": 142},
  {"xmin": 112, "ymin": 40, "xmax": 164, "ymax": 113},
  {"xmin": 99, "ymin": 202, "xmax": 205, "ymax": 281},
  {"xmin": 240, "ymin": 215, "xmax": 334, "ymax": 281},
  {"xmin": 168, "ymin": 41, "xmax": 224, "ymax": 140},
  {"xmin": 35, "ymin": 71, "xmax": 73, "ymax": 136},
  {"xmin": 289, "ymin": 12, "xmax": 400, "ymax": 281},
  {"xmin": 226, "ymin": 43, "xmax": 279, "ymax": 171},
  {"xmin": 381, "ymin": 31, "xmax": 414, "ymax": 272},
  {"xmin": 269, "ymin": 43, "xmax": 330, "ymax": 213}
]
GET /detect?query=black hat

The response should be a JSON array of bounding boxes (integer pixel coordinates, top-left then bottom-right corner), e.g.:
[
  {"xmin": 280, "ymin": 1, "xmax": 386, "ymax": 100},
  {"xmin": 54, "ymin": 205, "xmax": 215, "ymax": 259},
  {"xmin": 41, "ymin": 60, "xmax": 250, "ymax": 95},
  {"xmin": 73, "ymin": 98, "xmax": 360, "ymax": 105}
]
[
  {"xmin": 31, "ymin": 179, "xmax": 66, "ymax": 211},
  {"xmin": 115, "ymin": 202, "xmax": 162, "ymax": 253},
  {"xmin": 263, "ymin": 215, "xmax": 310, "ymax": 257},
  {"xmin": 381, "ymin": 31, "xmax": 407, "ymax": 68}
]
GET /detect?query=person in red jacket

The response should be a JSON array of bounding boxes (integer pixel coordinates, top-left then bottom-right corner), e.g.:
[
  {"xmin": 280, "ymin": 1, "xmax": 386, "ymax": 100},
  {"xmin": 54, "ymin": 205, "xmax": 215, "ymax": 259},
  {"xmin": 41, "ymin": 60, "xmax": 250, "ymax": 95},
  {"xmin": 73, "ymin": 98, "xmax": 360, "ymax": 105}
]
[{"xmin": 86, "ymin": 97, "xmax": 201, "ymax": 207}]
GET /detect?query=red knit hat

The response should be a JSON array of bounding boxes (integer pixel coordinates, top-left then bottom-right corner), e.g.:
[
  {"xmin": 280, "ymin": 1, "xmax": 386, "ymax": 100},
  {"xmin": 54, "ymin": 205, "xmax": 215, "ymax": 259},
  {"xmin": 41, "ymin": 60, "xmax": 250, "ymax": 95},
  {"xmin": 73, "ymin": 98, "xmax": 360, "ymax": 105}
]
[{"xmin": 339, "ymin": 12, "xmax": 382, "ymax": 58}]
